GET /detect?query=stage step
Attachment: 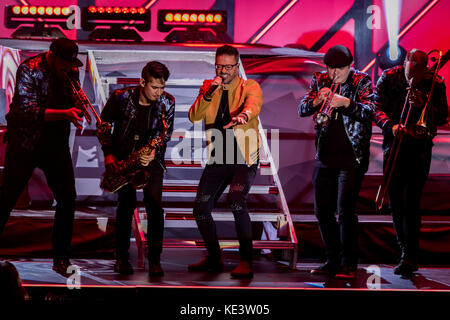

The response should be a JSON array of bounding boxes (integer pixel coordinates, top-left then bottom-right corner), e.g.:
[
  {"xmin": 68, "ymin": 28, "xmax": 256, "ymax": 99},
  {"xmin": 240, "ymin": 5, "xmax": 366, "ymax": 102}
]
[
  {"xmin": 161, "ymin": 239, "xmax": 296, "ymax": 249},
  {"xmin": 160, "ymin": 182, "xmax": 279, "ymax": 195},
  {"xmin": 164, "ymin": 209, "xmax": 283, "ymax": 223}
]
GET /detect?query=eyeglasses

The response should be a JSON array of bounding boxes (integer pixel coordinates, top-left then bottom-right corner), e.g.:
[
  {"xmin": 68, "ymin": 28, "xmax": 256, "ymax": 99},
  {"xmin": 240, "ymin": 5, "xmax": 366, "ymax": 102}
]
[{"xmin": 215, "ymin": 63, "xmax": 238, "ymax": 71}]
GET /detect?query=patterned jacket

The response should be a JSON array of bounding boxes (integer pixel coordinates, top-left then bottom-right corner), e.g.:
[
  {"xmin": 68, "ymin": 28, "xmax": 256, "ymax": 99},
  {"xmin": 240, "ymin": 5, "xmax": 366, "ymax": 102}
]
[
  {"xmin": 5, "ymin": 53, "xmax": 77, "ymax": 150},
  {"xmin": 374, "ymin": 65, "xmax": 448, "ymax": 153},
  {"xmin": 99, "ymin": 86, "xmax": 175, "ymax": 166},
  {"xmin": 298, "ymin": 69, "xmax": 375, "ymax": 165}
]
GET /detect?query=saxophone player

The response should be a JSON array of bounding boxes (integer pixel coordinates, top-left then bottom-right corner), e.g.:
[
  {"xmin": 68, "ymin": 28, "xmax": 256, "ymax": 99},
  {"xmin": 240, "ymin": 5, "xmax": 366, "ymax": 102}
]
[
  {"xmin": 99, "ymin": 61, "xmax": 175, "ymax": 277},
  {"xmin": 374, "ymin": 49, "xmax": 448, "ymax": 277},
  {"xmin": 298, "ymin": 45, "xmax": 375, "ymax": 278}
]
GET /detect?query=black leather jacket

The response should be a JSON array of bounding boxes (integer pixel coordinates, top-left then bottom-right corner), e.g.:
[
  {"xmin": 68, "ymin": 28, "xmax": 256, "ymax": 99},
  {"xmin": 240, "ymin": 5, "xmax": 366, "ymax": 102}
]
[
  {"xmin": 99, "ymin": 86, "xmax": 175, "ymax": 166},
  {"xmin": 5, "ymin": 53, "xmax": 77, "ymax": 150},
  {"xmin": 298, "ymin": 69, "xmax": 375, "ymax": 166},
  {"xmin": 374, "ymin": 65, "xmax": 448, "ymax": 154}
]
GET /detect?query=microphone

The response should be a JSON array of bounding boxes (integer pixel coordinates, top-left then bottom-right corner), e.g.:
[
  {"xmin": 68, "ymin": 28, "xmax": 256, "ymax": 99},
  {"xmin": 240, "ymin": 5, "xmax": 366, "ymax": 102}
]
[{"xmin": 205, "ymin": 76, "xmax": 222, "ymax": 97}]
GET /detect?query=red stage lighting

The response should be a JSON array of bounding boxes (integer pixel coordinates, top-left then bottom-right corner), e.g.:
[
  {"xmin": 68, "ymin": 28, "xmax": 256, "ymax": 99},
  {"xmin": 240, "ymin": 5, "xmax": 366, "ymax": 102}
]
[
  {"xmin": 4, "ymin": 5, "xmax": 72, "ymax": 39},
  {"xmin": 157, "ymin": 9, "xmax": 227, "ymax": 33},
  {"xmin": 81, "ymin": 6, "xmax": 150, "ymax": 41}
]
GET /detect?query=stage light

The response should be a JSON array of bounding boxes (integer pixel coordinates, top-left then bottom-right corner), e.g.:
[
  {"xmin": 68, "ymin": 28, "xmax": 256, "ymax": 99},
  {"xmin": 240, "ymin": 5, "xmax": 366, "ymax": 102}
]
[
  {"xmin": 378, "ymin": 45, "xmax": 407, "ymax": 70},
  {"xmin": 4, "ymin": 5, "xmax": 72, "ymax": 39},
  {"xmin": 158, "ymin": 9, "xmax": 228, "ymax": 43},
  {"xmin": 165, "ymin": 13, "xmax": 174, "ymax": 22},
  {"xmin": 384, "ymin": 0, "xmax": 401, "ymax": 61},
  {"xmin": 81, "ymin": 6, "xmax": 150, "ymax": 41},
  {"xmin": 214, "ymin": 14, "xmax": 222, "ymax": 23}
]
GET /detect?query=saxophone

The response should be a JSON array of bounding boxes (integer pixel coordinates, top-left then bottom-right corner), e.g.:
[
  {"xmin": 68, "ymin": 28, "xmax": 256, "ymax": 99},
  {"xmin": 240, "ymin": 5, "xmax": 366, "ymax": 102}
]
[{"xmin": 100, "ymin": 113, "xmax": 168, "ymax": 193}]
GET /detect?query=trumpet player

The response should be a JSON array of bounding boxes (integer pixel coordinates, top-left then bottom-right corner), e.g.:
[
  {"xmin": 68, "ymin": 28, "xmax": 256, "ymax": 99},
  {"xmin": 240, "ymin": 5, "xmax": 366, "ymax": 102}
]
[
  {"xmin": 99, "ymin": 61, "xmax": 175, "ymax": 277},
  {"xmin": 0, "ymin": 38, "xmax": 84, "ymax": 277},
  {"xmin": 374, "ymin": 49, "xmax": 448, "ymax": 277},
  {"xmin": 298, "ymin": 45, "xmax": 375, "ymax": 278}
]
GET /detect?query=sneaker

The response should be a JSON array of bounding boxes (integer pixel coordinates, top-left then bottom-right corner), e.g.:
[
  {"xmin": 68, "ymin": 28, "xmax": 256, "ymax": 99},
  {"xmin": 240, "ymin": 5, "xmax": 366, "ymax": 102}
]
[
  {"xmin": 230, "ymin": 261, "xmax": 253, "ymax": 279},
  {"xmin": 114, "ymin": 260, "xmax": 134, "ymax": 275},
  {"xmin": 149, "ymin": 258, "xmax": 164, "ymax": 277},
  {"xmin": 335, "ymin": 265, "xmax": 357, "ymax": 279},
  {"xmin": 188, "ymin": 256, "xmax": 224, "ymax": 273},
  {"xmin": 52, "ymin": 258, "xmax": 73, "ymax": 277},
  {"xmin": 310, "ymin": 263, "xmax": 340, "ymax": 275}
]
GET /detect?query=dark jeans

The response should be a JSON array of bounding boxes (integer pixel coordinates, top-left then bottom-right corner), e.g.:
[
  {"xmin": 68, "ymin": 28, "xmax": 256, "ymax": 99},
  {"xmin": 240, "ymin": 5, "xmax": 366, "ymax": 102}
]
[
  {"xmin": 313, "ymin": 162, "xmax": 365, "ymax": 267},
  {"xmin": 193, "ymin": 163, "xmax": 258, "ymax": 263},
  {"xmin": 0, "ymin": 132, "xmax": 76, "ymax": 260},
  {"xmin": 115, "ymin": 159, "xmax": 164, "ymax": 262},
  {"xmin": 386, "ymin": 138, "xmax": 432, "ymax": 263}
]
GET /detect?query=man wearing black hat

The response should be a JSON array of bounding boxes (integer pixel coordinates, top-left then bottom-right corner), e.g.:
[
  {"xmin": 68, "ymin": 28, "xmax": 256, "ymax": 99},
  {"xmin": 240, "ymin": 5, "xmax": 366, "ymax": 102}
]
[
  {"xmin": 0, "ymin": 38, "xmax": 84, "ymax": 276},
  {"xmin": 298, "ymin": 45, "xmax": 375, "ymax": 278}
]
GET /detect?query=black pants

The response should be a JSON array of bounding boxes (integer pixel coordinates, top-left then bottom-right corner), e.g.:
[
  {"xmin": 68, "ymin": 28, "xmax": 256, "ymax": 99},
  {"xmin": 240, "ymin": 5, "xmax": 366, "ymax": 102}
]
[
  {"xmin": 115, "ymin": 159, "xmax": 164, "ymax": 262},
  {"xmin": 386, "ymin": 138, "xmax": 432, "ymax": 263},
  {"xmin": 0, "ymin": 132, "xmax": 76, "ymax": 260},
  {"xmin": 313, "ymin": 162, "xmax": 365, "ymax": 267},
  {"xmin": 193, "ymin": 163, "xmax": 258, "ymax": 263}
]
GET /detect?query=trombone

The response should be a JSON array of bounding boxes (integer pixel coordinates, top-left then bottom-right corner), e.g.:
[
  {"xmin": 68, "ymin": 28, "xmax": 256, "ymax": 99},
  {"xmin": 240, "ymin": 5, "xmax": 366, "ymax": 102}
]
[
  {"xmin": 407, "ymin": 49, "xmax": 443, "ymax": 139},
  {"xmin": 375, "ymin": 49, "xmax": 443, "ymax": 211}
]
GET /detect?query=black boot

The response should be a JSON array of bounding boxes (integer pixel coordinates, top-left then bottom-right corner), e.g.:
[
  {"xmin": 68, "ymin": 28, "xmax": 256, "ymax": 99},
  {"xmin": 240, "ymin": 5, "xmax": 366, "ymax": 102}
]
[{"xmin": 148, "ymin": 256, "xmax": 164, "ymax": 277}]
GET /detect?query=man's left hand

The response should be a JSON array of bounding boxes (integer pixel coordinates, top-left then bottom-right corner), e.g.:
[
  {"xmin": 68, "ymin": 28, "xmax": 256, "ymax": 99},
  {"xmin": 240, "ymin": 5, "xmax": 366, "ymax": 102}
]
[
  {"xmin": 223, "ymin": 113, "xmax": 248, "ymax": 129},
  {"xmin": 329, "ymin": 94, "xmax": 351, "ymax": 109},
  {"xmin": 139, "ymin": 149, "xmax": 156, "ymax": 167}
]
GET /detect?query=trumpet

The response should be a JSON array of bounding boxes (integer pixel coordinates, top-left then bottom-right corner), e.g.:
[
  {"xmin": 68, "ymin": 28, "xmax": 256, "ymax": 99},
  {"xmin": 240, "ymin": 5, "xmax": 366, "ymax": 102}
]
[
  {"xmin": 407, "ymin": 49, "xmax": 443, "ymax": 139},
  {"xmin": 315, "ymin": 79, "xmax": 339, "ymax": 128},
  {"xmin": 67, "ymin": 75, "xmax": 111, "ymax": 134}
]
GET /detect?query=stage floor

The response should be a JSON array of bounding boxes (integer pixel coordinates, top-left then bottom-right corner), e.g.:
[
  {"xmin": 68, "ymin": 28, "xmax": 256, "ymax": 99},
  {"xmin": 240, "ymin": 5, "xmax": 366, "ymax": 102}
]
[
  {"xmin": 4, "ymin": 248, "xmax": 449, "ymax": 316},
  {"xmin": 11, "ymin": 248, "xmax": 450, "ymax": 290}
]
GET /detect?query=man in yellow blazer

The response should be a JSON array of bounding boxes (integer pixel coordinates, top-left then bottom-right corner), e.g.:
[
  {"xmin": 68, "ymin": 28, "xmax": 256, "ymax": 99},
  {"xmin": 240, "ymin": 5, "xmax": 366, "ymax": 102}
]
[{"xmin": 188, "ymin": 45, "xmax": 263, "ymax": 279}]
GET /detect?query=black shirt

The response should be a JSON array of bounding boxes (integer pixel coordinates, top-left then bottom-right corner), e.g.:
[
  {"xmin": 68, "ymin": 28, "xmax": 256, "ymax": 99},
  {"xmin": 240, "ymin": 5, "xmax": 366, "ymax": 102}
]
[
  {"xmin": 319, "ymin": 110, "xmax": 357, "ymax": 169},
  {"xmin": 41, "ymin": 73, "xmax": 74, "ymax": 144},
  {"xmin": 133, "ymin": 103, "xmax": 153, "ymax": 152},
  {"xmin": 211, "ymin": 90, "xmax": 245, "ymax": 164}
]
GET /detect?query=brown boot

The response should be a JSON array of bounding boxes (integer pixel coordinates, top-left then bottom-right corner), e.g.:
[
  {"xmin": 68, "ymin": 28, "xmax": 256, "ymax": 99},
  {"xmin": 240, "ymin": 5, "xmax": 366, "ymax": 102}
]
[
  {"xmin": 188, "ymin": 256, "xmax": 224, "ymax": 273},
  {"xmin": 230, "ymin": 261, "xmax": 253, "ymax": 279}
]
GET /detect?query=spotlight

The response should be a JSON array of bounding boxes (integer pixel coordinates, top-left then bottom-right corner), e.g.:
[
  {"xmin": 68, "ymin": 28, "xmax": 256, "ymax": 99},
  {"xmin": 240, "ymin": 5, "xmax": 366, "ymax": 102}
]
[
  {"xmin": 81, "ymin": 6, "xmax": 150, "ymax": 42},
  {"xmin": 378, "ymin": 45, "xmax": 407, "ymax": 70},
  {"xmin": 157, "ymin": 9, "xmax": 229, "ymax": 43},
  {"xmin": 4, "ymin": 5, "xmax": 71, "ymax": 39}
]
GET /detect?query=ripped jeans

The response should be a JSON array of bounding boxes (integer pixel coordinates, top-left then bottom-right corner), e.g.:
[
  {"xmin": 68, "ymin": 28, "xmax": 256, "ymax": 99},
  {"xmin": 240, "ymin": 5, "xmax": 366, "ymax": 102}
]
[{"xmin": 193, "ymin": 163, "xmax": 258, "ymax": 263}]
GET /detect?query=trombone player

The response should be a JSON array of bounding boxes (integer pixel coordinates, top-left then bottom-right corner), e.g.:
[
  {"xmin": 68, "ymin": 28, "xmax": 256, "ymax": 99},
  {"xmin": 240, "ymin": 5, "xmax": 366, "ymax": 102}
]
[
  {"xmin": 374, "ymin": 49, "xmax": 448, "ymax": 277},
  {"xmin": 299, "ymin": 45, "xmax": 375, "ymax": 278}
]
